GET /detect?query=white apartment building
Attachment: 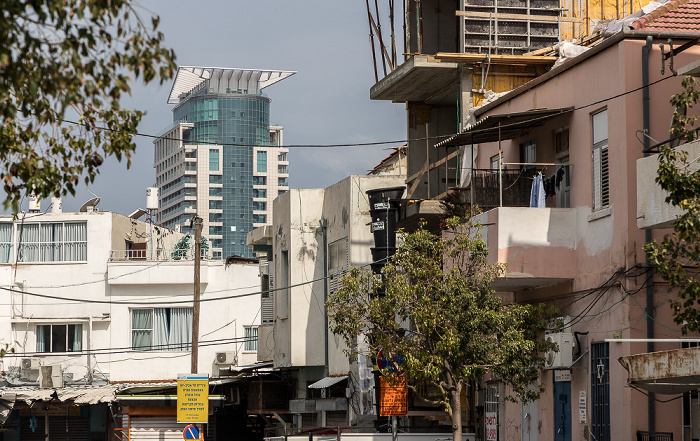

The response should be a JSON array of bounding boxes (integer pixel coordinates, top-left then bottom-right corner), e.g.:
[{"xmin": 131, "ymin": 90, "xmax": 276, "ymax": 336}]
[{"xmin": 0, "ymin": 210, "xmax": 262, "ymax": 440}]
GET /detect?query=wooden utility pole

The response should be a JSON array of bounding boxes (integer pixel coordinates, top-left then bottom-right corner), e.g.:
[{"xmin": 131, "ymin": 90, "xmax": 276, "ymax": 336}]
[{"xmin": 191, "ymin": 217, "xmax": 203, "ymax": 374}]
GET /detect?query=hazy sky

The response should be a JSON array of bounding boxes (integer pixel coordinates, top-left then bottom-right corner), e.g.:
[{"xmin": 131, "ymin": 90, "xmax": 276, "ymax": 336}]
[{"xmin": 51, "ymin": 1, "xmax": 406, "ymax": 215}]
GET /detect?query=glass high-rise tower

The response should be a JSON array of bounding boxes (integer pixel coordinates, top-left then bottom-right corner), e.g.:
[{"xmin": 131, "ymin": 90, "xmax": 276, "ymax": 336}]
[{"xmin": 154, "ymin": 67, "xmax": 295, "ymax": 259}]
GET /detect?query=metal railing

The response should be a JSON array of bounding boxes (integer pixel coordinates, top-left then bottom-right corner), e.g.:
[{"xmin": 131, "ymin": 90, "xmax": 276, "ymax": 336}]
[
  {"xmin": 637, "ymin": 431, "xmax": 673, "ymax": 441},
  {"xmin": 109, "ymin": 248, "xmax": 210, "ymax": 262}
]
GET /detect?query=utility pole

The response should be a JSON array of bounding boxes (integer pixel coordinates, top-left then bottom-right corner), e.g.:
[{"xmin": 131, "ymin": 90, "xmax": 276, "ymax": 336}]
[{"xmin": 191, "ymin": 216, "xmax": 203, "ymax": 374}]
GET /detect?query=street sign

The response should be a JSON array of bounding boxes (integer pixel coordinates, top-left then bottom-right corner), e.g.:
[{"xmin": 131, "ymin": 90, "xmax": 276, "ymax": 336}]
[
  {"xmin": 183, "ymin": 424, "xmax": 200, "ymax": 440},
  {"xmin": 379, "ymin": 376, "xmax": 407, "ymax": 416},
  {"xmin": 177, "ymin": 374, "xmax": 209, "ymax": 424}
]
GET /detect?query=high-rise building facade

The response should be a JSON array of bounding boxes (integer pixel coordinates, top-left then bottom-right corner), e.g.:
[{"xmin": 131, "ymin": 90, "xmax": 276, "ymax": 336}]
[{"xmin": 154, "ymin": 67, "xmax": 294, "ymax": 259}]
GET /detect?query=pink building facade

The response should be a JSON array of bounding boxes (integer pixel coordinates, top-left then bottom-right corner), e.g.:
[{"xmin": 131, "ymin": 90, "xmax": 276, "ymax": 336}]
[{"xmin": 440, "ymin": 31, "xmax": 700, "ymax": 441}]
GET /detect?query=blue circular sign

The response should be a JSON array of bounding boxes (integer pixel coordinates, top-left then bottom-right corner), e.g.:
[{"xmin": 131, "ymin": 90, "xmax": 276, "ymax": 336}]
[{"xmin": 183, "ymin": 424, "xmax": 199, "ymax": 440}]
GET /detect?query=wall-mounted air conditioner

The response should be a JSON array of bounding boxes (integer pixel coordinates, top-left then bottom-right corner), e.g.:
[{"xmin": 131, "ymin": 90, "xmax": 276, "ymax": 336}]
[
  {"xmin": 544, "ymin": 332, "xmax": 574, "ymax": 369},
  {"xmin": 39, "ymin": 365, "xmax": 63, "ymax": 388},
  {"xmin": 215, "ymin": 352, "xmax": 237, "ymax": 366},
  {"xmin": 21, "ymin": 357, "xmax": 40, "ymax": 370}
]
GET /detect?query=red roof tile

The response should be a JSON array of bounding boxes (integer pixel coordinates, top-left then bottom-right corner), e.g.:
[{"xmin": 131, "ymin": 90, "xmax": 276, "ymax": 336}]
[{"xmin": 630, "ymin": 0, "xmax": 700, "ymax": 32}]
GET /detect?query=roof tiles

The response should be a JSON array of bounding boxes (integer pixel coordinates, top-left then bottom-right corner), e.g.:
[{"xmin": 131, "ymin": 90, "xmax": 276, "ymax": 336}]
[{"xmin": 630, "ymin": 0, "xmax": 700, "ymax": 32}]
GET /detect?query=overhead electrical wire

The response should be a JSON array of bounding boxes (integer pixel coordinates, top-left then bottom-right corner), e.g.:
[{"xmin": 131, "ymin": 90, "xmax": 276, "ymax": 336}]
[
  {"xmin": 2, "ymin": 335, "xmax": 255, "ymax": 359},
  {"xmin": 56, "ymin": 73, "xmax": 676, "ymax": 150}
]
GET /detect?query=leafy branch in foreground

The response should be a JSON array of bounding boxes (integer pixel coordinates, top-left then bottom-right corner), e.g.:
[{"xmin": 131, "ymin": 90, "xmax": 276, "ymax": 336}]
[
  {"xmin": 0, "ymin": 0, "xmax": 177, "ymax": 211},
  {"xmin": 645, "ymin": 76, "xmax": 700, "ymax": 333}
]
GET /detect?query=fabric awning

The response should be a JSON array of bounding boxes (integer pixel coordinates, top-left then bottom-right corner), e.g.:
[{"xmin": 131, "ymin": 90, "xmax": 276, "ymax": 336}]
[
  {"xmin": 619, "ymin": 346, "xmax": 700, "ymax": 395},
  {"xmin": 436, "ymin": 107, "xmax": 574, "ymax": 147},
  {"xmin": 308, "ymin": 376, "xmax": 348, "ymax": 389}
]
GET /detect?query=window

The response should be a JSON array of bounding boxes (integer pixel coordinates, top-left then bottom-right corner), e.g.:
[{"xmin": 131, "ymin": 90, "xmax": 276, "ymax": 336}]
[
  {"xmin": 18, "ymin": 222, "xmax": 87, "ymax": 262},
  {"xmin": 37, "ymin": 324, "xmax": 82, "ymax": 352},
  {"xmin": 592, "ymin": 109, "xmax": 609, "ymax": 210},
  {"xmin": 520, "ymin": 140, "xmax": 536, "ymax": 169},
  {"xmin": 209, "ymin": 213, "xmax": 222, "ymax": 223},
  {"xmin": 278, "ymin": 152, "xmax": 287, "ymax": 161},
  {"xmin": 257, "ymin": 151, "xmax": 267, "ymax": 173},
  {"xmin": 253, "ymin": 214, "xmax": 266, "ymax": 224},
  {"xmin": 555, "ymin": 128, "xmax": 569, "ymax": 154},
  {"xmin": 0, "ymin": 223, "xmax": 12, "ymax": 263},
  {"xmin": 253, "ymin": 176, "xmax": 267, "ymax": 185},
  {"xmin": 253, "ymin": 189, "xmax": 267, "ymax": 198},
  {"xmin": 278, "ymin": 177, "xmax": 288, "ymax": 187},
  {"xmin": 278, "ymin": 189, "xmax": 287, "ymax": 197},
  {"xmin": 131, "ymin": 308, "xmax": 193, "ymax": 351},
  {"xmin": 209, "ymin": 149, "xmax": 219, "ymax": 171},
  {"xmin": 209, "ymin": 200, "xmax": 223, "ymax": 210},
  {"xmin": 490, "ymin": 154, "xmax": 501, "ymax": 171},
  {"xmin": 209, "ymin": 175, "xmax": 223, "ymax": 184},
  {"xmin": 209, "ymin": 226, "xmax": 223, "ymax": 235},
  {"xmin": 253, "ymin": 201, "xmax": 267, "ymax": 211},
  {"xmin": 209, "ymin": 187, "xmax": 222, "ymax": 197},
  {"xmin": 278, "ymin": 165, "xmax": 288, "ymax": 174},
  {"xmin": 328, "ymin": 238, "xmax": 348, "ymax": 273},
  {"xmin": 244, "ymin": 326, "xmax": 258, "ymax": 351}
]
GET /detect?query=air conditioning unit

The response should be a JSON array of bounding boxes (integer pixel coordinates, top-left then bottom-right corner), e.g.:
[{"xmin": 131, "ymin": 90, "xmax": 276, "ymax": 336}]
[
  {"xmin": 215, "ymin": 352, "xmax": 237, "ymax": 365},
  {"xmin": 21, "ymin": 358, "xmax": 40, "ymax": 370},
  {"xmin": 39, "ymin": 365, "xmax": 63, "ymax": 388},
  {"xmin": 544, "ymin": 332, "xmax": 574, "ymax": 369},
  {"xmin": 547, "ymin": 315, "xmax": 572, "ymax": 333}
]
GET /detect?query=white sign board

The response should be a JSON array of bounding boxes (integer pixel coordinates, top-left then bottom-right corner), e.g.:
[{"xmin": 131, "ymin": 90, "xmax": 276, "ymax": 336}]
[
  {"xmin": 579, "ymin": 390, "xmax": 587, "ymax": 423},
  {"xmin": 485, "ymin": 412, "xmax": 498, "ymax": 441},
  {"xmin": 554, "ymin": 370, "xmax": 571, "ymax": 382}
]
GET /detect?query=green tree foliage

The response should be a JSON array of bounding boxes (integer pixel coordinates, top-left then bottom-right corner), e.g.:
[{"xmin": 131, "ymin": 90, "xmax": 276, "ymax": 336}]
[
  {"xmin": 0, "ymin": 0, "xmax": 177, "ymax": 211},
  {"xmin": 327, "ymin": 218, "xmax": 553, "ymax": 441},
  {"xmin": 645, "ymin": 76, "xmax": 700, "ymax": 333}
]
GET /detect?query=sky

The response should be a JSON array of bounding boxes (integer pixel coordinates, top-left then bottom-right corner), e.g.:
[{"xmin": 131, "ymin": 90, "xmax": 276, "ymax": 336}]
[{"xmin": 53, "ymin": 1, "xmax": 406, "ymax": 215}]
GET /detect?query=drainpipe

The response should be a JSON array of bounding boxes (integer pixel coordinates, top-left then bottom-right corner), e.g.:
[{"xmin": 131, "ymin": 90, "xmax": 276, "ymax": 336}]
[
  {"xmin": 320, "ymin": 218, "xmax": 329, "ymax": 377},
  {"xmin": 642, "ymin": 35, "xmax": 656, "ymax": 434}
]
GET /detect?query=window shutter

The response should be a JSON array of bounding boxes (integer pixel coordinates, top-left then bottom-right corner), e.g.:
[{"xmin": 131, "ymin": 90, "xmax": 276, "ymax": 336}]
[
  {"xmin": 593, "ymin": 147, "xmax": 601, "ymax": 210},
  {"xmin": 600, "ymin": 145, "xmax": 609, "ymax": 207}
]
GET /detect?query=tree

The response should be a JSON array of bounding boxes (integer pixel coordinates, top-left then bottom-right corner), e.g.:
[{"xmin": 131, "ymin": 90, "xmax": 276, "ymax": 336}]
[
  {"xmin": 645, "ymin": 76, "xmax": 700, "ymax": 333},
  {"xmin": 0, "ymin": 0, "xmax": 177, "ymax": 211},
  {"xmin": 327, "ymin": 218, "xmax": 553, "ymax": 441}
]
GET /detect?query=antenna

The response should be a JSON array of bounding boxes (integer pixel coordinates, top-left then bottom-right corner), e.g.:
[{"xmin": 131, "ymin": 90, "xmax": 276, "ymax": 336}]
[{"xmin": 80, "ymin": 188, "xmax": 101, "ymax": 213}]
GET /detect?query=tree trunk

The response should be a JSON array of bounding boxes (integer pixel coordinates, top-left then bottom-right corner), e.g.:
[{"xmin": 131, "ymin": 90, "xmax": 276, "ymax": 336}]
[{"xmin": 450, "ymin": 381, "xmax": 463, "ymax": 441}]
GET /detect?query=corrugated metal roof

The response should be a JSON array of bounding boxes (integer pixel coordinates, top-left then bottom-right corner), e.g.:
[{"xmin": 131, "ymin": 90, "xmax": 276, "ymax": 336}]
[
  {"xmin": 435, "ymin": 107, "xmax": 574, "ymax": 147},
  {"xmin": 308, "ymin": 376, "xmax": 348, "ymax": 389},
  {"xmin": 0, "ymin": 385, "xmax": 119, "ymax": 405}
]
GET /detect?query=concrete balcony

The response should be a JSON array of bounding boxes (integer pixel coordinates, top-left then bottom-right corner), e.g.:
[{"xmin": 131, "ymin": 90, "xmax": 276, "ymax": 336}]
[
  {"xmin": 369, "ymin": 55, "xmax": 458, "ymax": 104},
  {"xmin": 474, "ymin": 207, "xmax": 577, "ymax": 291},
  {"xmin": 637, "ymin": 139, "xmax": 700, "ymax": 229}
]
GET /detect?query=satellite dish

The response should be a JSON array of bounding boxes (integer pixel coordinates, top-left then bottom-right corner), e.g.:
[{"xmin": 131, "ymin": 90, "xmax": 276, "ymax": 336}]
[
  {"xmin": 79, "ymin": 197, "xmax": 100, "ymax": 213},
  {"xmin": 129, "ymin": 208, "xmax": 148, "ymax": 220}
]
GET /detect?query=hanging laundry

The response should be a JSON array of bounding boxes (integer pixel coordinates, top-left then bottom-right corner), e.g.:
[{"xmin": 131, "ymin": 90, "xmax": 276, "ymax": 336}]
[
  {"xmin": 530, "ymin": 173, "xmax": 546, "ymax": 207},
  {"xmin": 556, "ymin": 166, "xmax": 565, "ymax": 189}
]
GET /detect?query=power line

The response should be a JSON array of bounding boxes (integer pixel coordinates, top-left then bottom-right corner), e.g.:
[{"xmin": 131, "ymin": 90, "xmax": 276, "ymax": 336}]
[{"xmin": 57, "ymin": 72, "xmax": 676, "ymax": 150}]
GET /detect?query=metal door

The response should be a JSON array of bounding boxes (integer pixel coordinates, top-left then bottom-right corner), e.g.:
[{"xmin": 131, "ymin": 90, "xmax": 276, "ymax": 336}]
[
  {"xmin": 591, "ymin": 342, "xmax": 610, "ymax": 441},
  {"xmin": 553, "ymin": 373, "xmax": 571, "ymax": 441}
]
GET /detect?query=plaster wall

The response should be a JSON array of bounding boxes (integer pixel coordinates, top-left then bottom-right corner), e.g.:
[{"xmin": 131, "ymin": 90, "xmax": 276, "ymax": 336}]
[
  {"xmin": 469, "ymin": 39, "xmax": 700, "ymax": 441},
  {"xmin": 0, "ymin": 212, "xmax": 260, "ymax": 383}
]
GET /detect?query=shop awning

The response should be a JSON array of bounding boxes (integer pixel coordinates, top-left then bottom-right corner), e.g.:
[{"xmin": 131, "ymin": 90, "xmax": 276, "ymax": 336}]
[
  {"xmin": 619, "ymin": 346, "xmax": 700, "ymax": 395},
  {"xmin": 436, "ymin": 107, "xmax": 574, "ymax": 147},
  {"xmin": 0, "ymin": 385, "xmax": 119, "ymax": 424},
  {"xmin": 226, "ymin": 361, "xmax": 273, "ymax": 373},
  {"xmin": 308, "ymin": 376, "xmax": 348, "ymax": 389}
]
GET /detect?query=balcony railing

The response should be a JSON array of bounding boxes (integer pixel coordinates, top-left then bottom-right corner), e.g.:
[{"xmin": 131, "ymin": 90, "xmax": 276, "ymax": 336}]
[
  {"xmin": 109, "ymin": 248, "xmax": 210, "ymax": 262},
  {"xmin": 455, "ymin": 169, "xmax": 535, "ymax": 211}
]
